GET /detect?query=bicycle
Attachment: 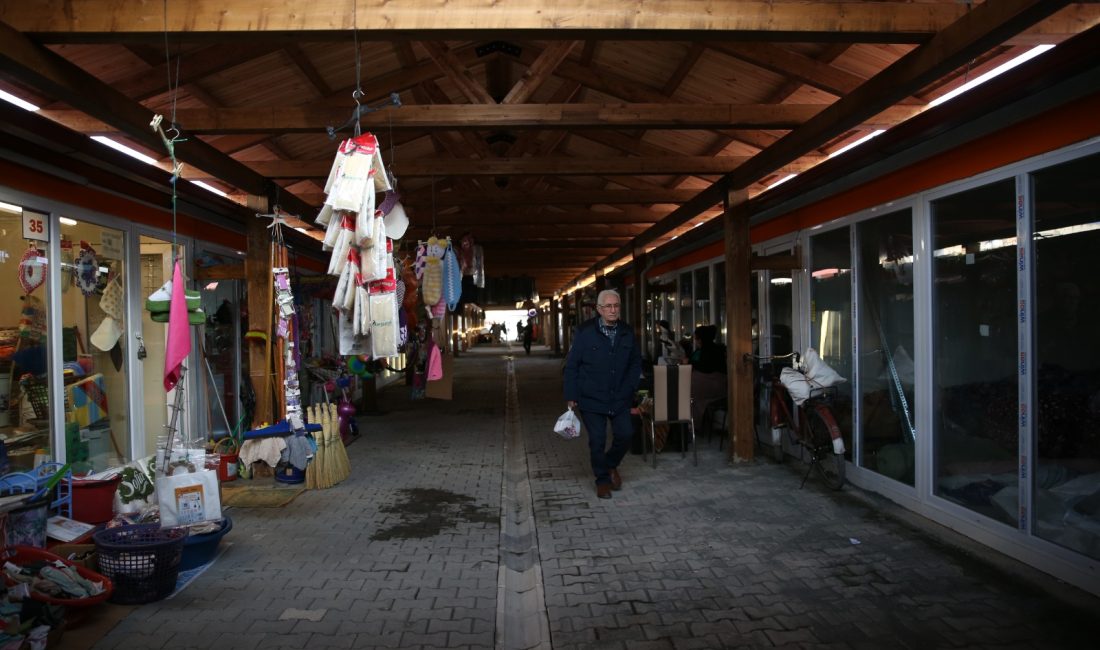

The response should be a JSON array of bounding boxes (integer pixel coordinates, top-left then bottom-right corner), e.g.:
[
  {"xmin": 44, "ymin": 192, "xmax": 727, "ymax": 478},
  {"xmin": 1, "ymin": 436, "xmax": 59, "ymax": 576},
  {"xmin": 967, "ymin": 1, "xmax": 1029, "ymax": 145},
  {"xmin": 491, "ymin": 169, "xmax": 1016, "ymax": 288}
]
[{"xmin": 747, "ymin": 352, "xmax": 846, "ymax": 490}]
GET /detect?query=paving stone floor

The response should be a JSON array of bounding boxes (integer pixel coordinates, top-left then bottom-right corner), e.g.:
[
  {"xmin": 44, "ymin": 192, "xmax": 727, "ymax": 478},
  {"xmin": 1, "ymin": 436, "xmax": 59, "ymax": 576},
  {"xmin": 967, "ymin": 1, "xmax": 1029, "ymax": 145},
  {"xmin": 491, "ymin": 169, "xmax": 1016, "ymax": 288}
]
[{"xmin": 87, "ymin": 344, "xmax": 1100, "ymax": 649}]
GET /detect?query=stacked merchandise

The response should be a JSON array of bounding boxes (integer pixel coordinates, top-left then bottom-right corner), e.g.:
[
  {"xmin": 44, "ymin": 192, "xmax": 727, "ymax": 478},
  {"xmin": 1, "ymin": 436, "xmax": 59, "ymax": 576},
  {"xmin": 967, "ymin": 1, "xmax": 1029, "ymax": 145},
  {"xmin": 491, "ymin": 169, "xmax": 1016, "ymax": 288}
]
[{"xmin": 315, "ymin": 132, "xmax": 408, "ymax": 359}]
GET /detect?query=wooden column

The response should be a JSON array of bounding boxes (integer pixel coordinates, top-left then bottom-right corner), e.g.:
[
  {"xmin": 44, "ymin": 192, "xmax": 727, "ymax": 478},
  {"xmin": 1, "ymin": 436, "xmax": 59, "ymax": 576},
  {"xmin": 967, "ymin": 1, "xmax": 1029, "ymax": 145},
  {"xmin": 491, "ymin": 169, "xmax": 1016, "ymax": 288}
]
[
  {"xmin": 723, "ymin": 188, "xmax": 754, "ymax": 462},
  {"xmin": 631, "ymin": 248, "xmax": 647, "ymax": 347},
  {"xmin": 551, "ymin": 297, "xmax": 561, "ymax": 355},
  {"xmin": 244, "ymin": 194, "xmax": 273, "ymax": 428}
]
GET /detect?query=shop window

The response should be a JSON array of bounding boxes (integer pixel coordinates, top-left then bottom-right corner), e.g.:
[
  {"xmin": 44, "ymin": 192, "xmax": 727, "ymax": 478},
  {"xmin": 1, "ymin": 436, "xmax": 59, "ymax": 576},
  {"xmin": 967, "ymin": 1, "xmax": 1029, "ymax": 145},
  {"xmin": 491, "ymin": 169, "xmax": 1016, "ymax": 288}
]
[
  {"xmin": 1032, "ymin": 152, "xmax": 1100, "ymax": 559},
  {"xmin": 767, "ymin": 271, "xmax": 794, "ymax": 356},
  {"xmin": 59, "ymin": 219, "xmax": 131, "ymax": 473},
  {"xmin": 856, "ymin": 209, "xmax": 915, "ymax": 485},
  {"xmin": 932, "ymin": 179, "xmax": 1017, "ymax": 526},
  {"xmin": 678, "ymin": 271, "xmax": 693, "ymax": 346},
  {"xmin": 693, "ymin": 266, "xmax": 710, "ymax": 330},
  {"xmin": 0, "ymin": 204, "xmax": 54, "ymax": 469},
  {"xmin": 810, "ymin": 227, "xmax": 853, "ymax": 460}
]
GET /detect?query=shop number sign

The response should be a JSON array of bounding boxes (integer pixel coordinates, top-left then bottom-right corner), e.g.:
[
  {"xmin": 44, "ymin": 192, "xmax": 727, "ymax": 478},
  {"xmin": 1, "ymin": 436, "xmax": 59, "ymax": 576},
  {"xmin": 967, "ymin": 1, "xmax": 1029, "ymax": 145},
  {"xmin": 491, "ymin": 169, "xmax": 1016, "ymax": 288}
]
[{"xmin": 22, "ymin": 211, "xmax": 49, "ymax": 242}]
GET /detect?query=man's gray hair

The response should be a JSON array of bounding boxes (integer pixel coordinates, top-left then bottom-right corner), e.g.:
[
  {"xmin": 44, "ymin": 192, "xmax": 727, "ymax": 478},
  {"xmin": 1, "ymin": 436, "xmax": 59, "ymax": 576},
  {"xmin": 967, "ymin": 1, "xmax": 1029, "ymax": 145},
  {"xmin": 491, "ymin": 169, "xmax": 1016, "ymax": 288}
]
[{"xmin": 597, "ymin": 289, "xmax": 621, "ymax": 306}]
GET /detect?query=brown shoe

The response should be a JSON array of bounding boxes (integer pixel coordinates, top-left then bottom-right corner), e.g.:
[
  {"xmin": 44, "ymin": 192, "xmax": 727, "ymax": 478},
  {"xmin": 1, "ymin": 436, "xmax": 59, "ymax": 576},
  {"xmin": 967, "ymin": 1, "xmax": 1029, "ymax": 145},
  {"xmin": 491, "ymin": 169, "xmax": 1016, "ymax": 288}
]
[
  {"xmin": 609, "ymin": 468, "xmax": 623, "ymax": 491},
  {"xmin": 596, "ymin": 484, "xmax": 613, "ymax": 499}
]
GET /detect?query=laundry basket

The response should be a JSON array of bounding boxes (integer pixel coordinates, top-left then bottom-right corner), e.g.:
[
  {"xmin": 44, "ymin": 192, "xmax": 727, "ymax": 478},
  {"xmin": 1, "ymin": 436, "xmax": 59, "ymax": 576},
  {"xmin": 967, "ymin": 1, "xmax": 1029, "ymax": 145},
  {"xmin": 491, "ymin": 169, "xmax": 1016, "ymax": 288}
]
[{"xmin": 93, "ymin": 524, "xmax": 187, "ymax": 604}]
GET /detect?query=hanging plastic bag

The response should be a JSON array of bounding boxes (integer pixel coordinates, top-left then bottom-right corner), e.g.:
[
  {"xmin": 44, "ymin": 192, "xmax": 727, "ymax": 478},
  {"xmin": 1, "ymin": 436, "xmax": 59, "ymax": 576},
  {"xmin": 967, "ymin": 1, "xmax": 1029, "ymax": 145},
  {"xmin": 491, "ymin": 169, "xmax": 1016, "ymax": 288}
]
[{"xmin": 554, "ymin": 407, "xmax": 581, "ymax": 440}]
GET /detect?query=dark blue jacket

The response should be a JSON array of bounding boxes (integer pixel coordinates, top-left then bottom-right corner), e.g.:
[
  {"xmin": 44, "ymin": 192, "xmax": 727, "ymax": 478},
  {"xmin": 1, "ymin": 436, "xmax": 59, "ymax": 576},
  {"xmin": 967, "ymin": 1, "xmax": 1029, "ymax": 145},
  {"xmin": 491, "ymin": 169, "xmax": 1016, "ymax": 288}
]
[{"xmin": 563, "ymin": 317, "xmax": 643, "ymax": 416}]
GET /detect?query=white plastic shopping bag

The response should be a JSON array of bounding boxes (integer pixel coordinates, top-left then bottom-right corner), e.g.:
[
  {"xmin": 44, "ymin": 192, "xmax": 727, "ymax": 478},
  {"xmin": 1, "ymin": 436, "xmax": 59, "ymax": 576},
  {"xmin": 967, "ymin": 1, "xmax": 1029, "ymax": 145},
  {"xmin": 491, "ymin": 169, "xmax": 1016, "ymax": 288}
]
[
  {"xmin": 156, "ymin": 457, "xmax": 222, "ymax": 527},
  {"xmin": 554, "ymin": 407, "xmax": 582, "ymax": 440}
]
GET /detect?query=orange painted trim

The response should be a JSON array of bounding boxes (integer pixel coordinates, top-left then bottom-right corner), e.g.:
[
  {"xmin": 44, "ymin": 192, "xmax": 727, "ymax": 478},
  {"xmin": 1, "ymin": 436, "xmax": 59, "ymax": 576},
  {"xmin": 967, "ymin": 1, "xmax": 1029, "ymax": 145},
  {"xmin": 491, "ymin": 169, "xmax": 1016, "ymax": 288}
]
[
  {"xmin": 0, "ymin": 158, "xmax": 245, "ymax": 250},
  {"xmin": 646, "ymin": 241, "xmax": 724, "ymax": 279},
  {"xmin": 751, "ymin": 91, "xmax": 1100, "ymax": 244}
]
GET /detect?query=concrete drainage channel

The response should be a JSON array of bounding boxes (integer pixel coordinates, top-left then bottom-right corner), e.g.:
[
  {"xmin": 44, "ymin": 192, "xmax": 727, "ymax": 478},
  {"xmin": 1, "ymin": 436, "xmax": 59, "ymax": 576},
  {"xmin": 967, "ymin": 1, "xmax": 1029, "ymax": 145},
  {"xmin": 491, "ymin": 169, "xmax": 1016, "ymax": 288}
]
[{"xmin": 496, "ymin": 357, "xmax": 552, "ymax": 649}]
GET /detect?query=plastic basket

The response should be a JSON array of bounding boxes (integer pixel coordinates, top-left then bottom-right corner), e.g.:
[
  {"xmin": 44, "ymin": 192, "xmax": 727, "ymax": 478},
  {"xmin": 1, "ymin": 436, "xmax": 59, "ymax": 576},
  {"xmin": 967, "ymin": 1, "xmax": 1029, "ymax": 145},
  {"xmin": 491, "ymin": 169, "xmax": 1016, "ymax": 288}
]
[
  {"xmin": 1, "ymin": 545, "xmax": 113, "ymax": 606},
  {"xmin": 93, "ymin": 524, "xmax": 187, "ymax": 604}
]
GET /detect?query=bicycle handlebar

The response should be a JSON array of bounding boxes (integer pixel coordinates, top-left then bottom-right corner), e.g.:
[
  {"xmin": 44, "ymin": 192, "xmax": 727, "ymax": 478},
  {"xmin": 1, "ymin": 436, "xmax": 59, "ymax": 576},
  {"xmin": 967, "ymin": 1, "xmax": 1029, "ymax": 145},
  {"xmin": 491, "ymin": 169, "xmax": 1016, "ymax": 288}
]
[{"xmin": 743, "ymin": 351, "xmax": 800, "ymax": 364}]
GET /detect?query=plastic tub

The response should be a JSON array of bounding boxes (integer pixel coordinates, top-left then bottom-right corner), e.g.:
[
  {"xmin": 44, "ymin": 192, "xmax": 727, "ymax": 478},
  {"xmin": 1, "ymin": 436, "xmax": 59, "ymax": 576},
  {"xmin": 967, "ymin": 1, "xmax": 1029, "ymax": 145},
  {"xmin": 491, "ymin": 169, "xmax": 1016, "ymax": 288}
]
[
  {"xmin": 273, "ymin": 463, "xmax": 305, "ymax": 485},
  {"xmin": 180, "ymin": 516, "xmax": 232, "ymax": 571},
  {"xmin": 69, "ymin": 475, "xmax": 122, "ymax": 524},
  {"xmin": 0, "ymin": 545, "xmax": 113, "ymax": 606}
]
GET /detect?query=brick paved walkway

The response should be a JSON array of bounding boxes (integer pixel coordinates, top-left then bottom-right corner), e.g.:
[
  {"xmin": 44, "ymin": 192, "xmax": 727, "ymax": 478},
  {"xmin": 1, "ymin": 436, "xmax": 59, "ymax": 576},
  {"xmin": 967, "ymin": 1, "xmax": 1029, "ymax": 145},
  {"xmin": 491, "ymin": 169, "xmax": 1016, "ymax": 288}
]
[{"xmin": 85, "ymin": 344, "xmax": 1100, "ymax": 649}]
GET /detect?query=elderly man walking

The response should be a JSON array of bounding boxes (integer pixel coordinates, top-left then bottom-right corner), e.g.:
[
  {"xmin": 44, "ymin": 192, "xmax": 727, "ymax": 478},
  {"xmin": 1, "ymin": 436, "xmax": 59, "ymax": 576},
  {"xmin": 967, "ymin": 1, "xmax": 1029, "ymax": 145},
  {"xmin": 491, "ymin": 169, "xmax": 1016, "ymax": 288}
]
[{"xmin": 563, "ymin": 289, "xmax": 642, "ymax": 499}]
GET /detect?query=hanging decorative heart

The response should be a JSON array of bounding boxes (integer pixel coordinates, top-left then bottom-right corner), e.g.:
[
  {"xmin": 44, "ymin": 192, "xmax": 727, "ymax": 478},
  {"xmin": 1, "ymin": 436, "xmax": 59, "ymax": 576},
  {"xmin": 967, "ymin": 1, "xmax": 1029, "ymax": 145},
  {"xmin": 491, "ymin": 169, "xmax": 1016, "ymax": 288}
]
[{"xmin": 18, "ymin": 246, "xmax": 45, "ymax": 294}]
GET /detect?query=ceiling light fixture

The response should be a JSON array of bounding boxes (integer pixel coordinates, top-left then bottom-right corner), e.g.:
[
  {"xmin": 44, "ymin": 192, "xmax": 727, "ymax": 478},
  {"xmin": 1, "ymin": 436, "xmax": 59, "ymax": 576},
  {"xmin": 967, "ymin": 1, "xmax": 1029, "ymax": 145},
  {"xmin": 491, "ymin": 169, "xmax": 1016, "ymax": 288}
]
[
  {"xmin": 0, "ymin": 89, "xmax": 39, "ymax": 112},
  {"xmin": 91, "ymin": 136, "xmax": 158, "ymax": 165},
  {"xmin": 929, "ymin": 45, "xmax": 1054, "ymax": 108}
]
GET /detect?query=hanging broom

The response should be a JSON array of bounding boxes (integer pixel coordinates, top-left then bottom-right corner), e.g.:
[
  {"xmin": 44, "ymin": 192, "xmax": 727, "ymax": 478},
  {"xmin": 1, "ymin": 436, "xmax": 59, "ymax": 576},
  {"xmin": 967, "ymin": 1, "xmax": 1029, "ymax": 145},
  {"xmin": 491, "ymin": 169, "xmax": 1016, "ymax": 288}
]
[
  {"xmin": 318, "ymin": 401, "xmax": 335, "ymax": 489},
  {"xmin": 327, "ymin": 402, "xmax": 351, "ymax": 485}
]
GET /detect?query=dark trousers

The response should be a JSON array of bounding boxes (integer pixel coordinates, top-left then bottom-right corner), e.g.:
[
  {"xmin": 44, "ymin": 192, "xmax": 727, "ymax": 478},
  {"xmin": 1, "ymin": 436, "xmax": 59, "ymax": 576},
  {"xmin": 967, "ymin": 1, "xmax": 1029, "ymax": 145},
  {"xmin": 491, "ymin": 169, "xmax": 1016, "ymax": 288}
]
[{"xmin": 579, "ymin": 409, "xmax": 633, "ymax": 486}]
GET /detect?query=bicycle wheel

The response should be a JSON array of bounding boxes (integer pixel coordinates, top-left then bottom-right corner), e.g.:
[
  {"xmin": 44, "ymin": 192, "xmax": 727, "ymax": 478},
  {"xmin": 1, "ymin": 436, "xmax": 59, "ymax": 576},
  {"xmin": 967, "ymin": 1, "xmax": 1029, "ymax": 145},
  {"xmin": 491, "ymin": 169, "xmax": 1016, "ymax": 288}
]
[{"xmin": 806, "ymin": 405, "xmax": 846, "ymax": 490}]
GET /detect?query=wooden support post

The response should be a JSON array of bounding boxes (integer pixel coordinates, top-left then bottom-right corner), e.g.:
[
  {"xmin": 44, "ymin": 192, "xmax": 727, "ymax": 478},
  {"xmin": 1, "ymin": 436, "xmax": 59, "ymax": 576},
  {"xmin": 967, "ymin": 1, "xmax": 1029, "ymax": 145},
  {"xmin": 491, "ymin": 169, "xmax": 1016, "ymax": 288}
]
[
  {"xmin": 244, "ymin": 194, "xmax": 273, "ymax": 428},
  {"xmin": 551, "ymin": 297, "xmax": 561, "ymax": 355},
  {"xmin": 723, "ymin": 188, "xmax": 754, "ymax": 462},
  {"xmin": 632, "ymin": 247, "xmax": 647, "ymax": 348}
]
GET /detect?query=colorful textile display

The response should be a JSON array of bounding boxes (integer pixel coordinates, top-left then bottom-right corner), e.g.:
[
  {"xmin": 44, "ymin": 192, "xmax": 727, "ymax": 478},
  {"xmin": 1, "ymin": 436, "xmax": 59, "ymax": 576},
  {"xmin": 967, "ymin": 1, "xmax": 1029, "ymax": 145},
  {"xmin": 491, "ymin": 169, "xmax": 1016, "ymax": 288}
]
[{"xmin": 66, "ymin": 373, "xmax": 109, "ymax": 427}]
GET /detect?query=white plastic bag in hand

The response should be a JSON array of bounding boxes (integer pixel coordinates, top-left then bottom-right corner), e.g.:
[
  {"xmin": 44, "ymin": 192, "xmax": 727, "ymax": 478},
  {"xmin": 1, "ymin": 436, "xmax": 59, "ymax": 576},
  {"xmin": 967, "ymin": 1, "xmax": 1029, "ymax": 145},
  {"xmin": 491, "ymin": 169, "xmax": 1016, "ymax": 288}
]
[{"xmin": 554, "ymin": 408, "xmax": 582, "ymax": 440}]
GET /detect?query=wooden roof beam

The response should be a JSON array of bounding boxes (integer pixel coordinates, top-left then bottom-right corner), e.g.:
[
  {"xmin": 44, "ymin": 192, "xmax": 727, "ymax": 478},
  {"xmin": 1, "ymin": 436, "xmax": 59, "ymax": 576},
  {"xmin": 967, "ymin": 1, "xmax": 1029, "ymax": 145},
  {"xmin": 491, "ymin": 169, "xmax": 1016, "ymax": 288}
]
[
  {"xmin": 239, "ymin": 156, "xmax": 818, "ymax": 179},
  {"xmin": 12, "ymin": 1, "xmax": 1090, "ymax": 44},
  {"xmin": 37, "ymin": 104, "xmax": 923, "ymax": 133}
]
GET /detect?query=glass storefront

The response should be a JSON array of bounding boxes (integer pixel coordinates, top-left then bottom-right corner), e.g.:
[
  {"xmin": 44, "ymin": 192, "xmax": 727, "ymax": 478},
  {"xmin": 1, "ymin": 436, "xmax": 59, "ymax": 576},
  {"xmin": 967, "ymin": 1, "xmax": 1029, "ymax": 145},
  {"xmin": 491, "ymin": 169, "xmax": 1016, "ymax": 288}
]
[
  {"xmin": 810, "ymin": 227, "xmax": 853, "ymax": 460},
  {"xmin": 58, "ymin": 218, "xmax": 132, "ymax": 473},
  {"xmin": 1032, "ymin": 152, "xmax": 1100, "ymax": 559},
  {"xmin": 856, "ymin": 209, "xmax": 916, "ymax": 485},
  {"xmin": 931, "ymin": 179, "xmax": 1018, "ymax": 526},
  {"xmin": 0, "ymin": 203, "xmax": 54, "ymax": 470}
]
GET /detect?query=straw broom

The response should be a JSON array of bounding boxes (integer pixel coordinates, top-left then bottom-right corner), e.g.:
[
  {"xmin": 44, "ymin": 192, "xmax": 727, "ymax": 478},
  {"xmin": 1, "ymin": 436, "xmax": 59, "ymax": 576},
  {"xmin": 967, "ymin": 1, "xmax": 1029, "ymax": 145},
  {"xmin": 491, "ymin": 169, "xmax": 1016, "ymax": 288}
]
[
  {"xmin": 327, "ymin": 402, "xmax": 351, "ymax": 485},
  {"xmin": 304, "ymin": 405, "xmax": 318, "ymax": 489},
  {"xmin": 308, "ymin": 404, "xmax": 329, "ymax": 489},
  {"xmin": 318, "ymin": 401, "xmax": 335, "ymax": 489}
]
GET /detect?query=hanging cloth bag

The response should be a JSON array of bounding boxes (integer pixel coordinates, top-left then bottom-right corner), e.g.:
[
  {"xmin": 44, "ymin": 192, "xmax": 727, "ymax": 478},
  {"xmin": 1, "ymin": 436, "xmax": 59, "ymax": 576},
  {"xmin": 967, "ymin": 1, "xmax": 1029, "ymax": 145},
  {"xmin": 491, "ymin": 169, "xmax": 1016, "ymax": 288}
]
[
  {"xmin": 441, "ymin": 244, "xmax": 462, "ymax": 312},
  {"xmin": 421, "ymin": 237, "xmax": 444, "ymax": 307}
]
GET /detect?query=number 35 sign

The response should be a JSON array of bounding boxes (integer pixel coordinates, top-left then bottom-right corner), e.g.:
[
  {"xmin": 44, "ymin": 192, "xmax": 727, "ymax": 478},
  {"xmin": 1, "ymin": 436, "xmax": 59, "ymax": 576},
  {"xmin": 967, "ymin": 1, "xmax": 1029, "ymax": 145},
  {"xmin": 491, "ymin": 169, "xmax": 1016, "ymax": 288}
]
[{"xmin": 22, "ymin": 211, "xmax": 49, "ymax": 242}]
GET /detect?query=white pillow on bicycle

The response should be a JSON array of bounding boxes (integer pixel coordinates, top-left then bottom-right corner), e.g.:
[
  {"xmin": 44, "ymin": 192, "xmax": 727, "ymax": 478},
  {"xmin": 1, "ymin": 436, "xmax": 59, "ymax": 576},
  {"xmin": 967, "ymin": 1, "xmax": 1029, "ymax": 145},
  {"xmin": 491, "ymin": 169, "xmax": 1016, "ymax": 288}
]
[
  {"xmin": 780, "ymin": 367, "xmax": 813, "ymax": 405},
  {"xmin": 802, "ymin": 347, "xmax": 846, "ymax": 388}
]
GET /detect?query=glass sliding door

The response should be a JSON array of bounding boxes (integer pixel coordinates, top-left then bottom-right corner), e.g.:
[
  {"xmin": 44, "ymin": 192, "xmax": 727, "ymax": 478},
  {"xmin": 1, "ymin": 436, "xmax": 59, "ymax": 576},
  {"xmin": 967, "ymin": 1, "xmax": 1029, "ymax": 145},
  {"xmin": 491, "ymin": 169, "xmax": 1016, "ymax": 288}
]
[
  {"xmin": 810, "ymin": 227, "xmax": 853, "ymax": 460},
  {"xmin": 139, "ymin": 234, "xmax": 193, "ymax": 456},
  {"xmin": 57, "ymin": 218, "xmax": 133, "ymax": 472},
  {"xmin": 693, "ymin": 266, "xmax": 710, "ymax": 329},
  {"xmin": 1031, "ymin": 152, "xmax": 1100, "ymax": 558},
  {"xmin": 856, "ymin": 209, "xmax": 916, "ymax": 485},
  {"xmin": 931, "ymin": 179, "xmax": 1017, "ymax": 526},
  {"xmin": 195, "ymin": 250, "xmax": 243, "ymax": 444}
]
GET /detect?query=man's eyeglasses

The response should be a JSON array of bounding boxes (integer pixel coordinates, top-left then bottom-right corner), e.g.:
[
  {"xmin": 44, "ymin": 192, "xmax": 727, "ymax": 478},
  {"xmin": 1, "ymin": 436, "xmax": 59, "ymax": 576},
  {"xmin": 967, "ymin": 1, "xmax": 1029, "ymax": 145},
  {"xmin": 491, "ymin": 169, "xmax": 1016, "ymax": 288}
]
[{"xmin": 598, "ymin": 304, "xmax": 621, "ymax": 310}]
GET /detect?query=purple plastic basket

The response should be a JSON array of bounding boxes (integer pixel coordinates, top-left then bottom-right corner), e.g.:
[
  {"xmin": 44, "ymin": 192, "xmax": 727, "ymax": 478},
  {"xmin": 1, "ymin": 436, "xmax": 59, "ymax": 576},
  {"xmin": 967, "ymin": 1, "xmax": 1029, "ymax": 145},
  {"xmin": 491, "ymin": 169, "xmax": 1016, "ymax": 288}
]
[{"xmin": 93, "ymin": 524, "xmax": 187, "ymax": 604}]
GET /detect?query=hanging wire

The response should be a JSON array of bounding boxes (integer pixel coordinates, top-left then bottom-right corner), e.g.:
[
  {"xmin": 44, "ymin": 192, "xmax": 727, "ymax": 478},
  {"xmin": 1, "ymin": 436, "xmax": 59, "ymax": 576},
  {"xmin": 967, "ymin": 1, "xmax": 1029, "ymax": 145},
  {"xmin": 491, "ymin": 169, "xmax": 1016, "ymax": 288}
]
[
  {"xmin": 160, "ymin": 0, "xmax": 184, "ymax": 259},
  {"xmin": 351, "ymin": 0, "xmax": 363, "ymax": 137}
]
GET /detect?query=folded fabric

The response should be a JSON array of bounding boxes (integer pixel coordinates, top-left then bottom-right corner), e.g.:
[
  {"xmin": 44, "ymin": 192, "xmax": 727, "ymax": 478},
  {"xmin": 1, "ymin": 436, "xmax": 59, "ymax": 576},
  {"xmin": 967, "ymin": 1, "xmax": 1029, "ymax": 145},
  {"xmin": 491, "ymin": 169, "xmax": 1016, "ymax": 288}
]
[
  {"xmin": 145, "ymin": 280, "xmax": 201, "ymax": 313},
  {"xmin": 151, "ymin": 309, "xmax": 206, "ymax": 324}
]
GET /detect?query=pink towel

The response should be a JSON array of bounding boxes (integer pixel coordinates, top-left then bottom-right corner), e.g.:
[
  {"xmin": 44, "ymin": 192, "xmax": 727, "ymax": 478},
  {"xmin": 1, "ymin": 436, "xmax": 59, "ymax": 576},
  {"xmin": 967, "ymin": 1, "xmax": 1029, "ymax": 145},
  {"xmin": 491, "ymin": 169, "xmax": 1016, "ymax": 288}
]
[
  {"xmin": 427, "ymin": 343, "xmax": 443, "ymax": 381},
  {"xmin": 163, "ymin": 261, "xmax": 191, "ymax": 391}
]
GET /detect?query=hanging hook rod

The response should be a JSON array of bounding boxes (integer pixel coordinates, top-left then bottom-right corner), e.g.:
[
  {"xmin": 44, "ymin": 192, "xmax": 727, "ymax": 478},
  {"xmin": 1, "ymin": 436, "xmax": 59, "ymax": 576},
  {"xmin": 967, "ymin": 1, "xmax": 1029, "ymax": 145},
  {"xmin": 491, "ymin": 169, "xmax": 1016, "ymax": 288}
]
[{"xmin": 326, "ymin": 92, "xmax": 403, "ymax": 140}]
